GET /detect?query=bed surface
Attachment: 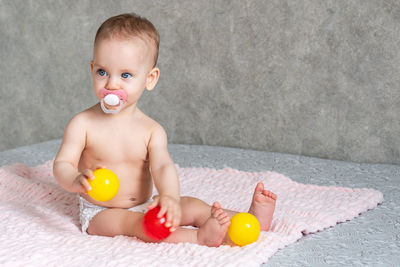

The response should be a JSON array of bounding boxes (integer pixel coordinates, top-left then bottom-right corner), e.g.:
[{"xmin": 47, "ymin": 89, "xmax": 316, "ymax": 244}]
[{"xmin": 1, "ymin": 140, "xmax": 398, "ymax": 266}]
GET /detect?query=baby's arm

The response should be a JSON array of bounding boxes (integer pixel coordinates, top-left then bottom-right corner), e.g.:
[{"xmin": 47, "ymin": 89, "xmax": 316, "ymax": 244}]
[
  {"xmin": 148, "ymin": 124, "xmax": 181, "ymax": 230},
  {"xmin": 53, "ymin": 114, "xmax": 92, "ymax": 193}
]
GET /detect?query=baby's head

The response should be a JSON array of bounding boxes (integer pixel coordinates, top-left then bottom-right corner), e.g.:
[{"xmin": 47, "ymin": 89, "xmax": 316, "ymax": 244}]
[
  {"xmin": 94, "ymin": 13, "xmax": 160, "ymax": 68},
  {"xmin": 91, "ymin": 13, "xmax": 161, "ymax": 114}
]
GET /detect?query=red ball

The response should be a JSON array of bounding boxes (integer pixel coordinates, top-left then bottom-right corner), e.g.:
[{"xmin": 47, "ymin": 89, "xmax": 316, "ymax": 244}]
[{"xmin": 142, "ymin": 206, "xmax": 171, "ymax": 240}]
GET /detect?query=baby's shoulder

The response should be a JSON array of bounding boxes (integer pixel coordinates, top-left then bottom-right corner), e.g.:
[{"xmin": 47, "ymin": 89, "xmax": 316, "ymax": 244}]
[
  {"xmin": 135, "ymin": 111, "xmax": 167, "ymax": 139},
  {"xmin": 69, "ymin": 109, "xmax": 94, "ymax": 124},
  {"xmin": 66, "ymin": 108, "xmax": 98, "ymax": 130},
  {"xmin": 137, "ymin": 112, "xmax": 164, "ymax": 133}
]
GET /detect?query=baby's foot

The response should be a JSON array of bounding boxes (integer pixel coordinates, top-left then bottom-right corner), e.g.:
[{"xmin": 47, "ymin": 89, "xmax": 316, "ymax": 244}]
[
  {"xmin": 248, "ymin": 182, "xmax": 277, "ymax": 231},
  {"xmin": 197, "ymin": 202, "xmax": 230, "ymax": 247}
]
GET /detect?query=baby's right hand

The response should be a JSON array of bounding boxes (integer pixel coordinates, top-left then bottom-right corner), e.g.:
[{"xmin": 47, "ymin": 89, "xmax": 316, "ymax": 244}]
[{"xmin": 72, "ymin": 169, "xmax": 95, "ymax": 193}]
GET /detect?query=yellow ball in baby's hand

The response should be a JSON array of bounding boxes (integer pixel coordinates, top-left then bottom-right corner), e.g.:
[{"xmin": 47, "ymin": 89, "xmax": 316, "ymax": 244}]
[
  {"xmin": 87, "ymin": 168, "xmax": 119, "ymax": 202},
  {"xmin": 228, "ymin": 212, "xmax": 260, "ymax": 246}
]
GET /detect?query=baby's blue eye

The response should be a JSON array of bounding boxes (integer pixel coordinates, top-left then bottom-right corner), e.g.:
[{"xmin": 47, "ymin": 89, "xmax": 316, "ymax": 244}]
[
  {"xmin": 97, "ymin": 69, "xmax": 107, "ymax": 76},
  {"xmin": 121, "ymin": 72, "xmax": 132, "ymax": 79}
]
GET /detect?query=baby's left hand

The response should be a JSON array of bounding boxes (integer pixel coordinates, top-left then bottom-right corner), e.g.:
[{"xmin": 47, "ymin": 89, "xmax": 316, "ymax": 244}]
[{"xmin": 148, "ymin": 195, "xmax": 181, "ymax": 231}]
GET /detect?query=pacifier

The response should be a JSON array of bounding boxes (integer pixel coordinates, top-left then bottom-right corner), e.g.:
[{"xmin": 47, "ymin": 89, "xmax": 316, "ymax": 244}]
[{"xmin": 99, "ymin": 88, "xmax": 127, "ymax": 114}]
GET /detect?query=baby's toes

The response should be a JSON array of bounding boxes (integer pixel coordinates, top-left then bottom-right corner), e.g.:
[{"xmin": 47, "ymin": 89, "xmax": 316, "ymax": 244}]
[
  {"xmin": 212, "ymin": 201, "xmax": 221, "ymax": 209},
  {"xmin": 216, "ymin": 211, "xmax": 229, "ymax": 221},
  {"xmin": 220, "ymin": 216, "xmax": 231, "ymax": 225},
  {"xmin": 211, "ymin": 202, "xmax": 222, "ymax": 213},
  {"xmin": 212, "ymin": 208, "xmax": 224, "ymax": 219},
  {"xmin": 264, "ymin": 190, "xmax": 277, "ymax": 200}
]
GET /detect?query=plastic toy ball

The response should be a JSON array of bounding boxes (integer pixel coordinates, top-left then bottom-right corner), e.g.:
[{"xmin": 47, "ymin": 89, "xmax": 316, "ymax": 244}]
[
  {"xmin": 87, "ymin": 168, "xmax": 119, "ymax": 202},
  {"xmin": 228, "ymin": 212, "xmax": 261, "ymax": 246},
  {"xmin": 142, "ymin": 206, "xmax": 171, "ymax": 240}
]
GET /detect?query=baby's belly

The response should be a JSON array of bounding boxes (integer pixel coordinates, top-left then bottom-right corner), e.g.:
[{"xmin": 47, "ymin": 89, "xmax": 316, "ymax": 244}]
[{"xmin": 80, "ymin": 163, "xmax": 153, "ymax": 209}]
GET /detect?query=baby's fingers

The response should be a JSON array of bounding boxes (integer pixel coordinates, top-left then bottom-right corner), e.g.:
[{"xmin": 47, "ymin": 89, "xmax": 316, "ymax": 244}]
[
  {"xmin": 147, "ymin": 196, "xmax": 159, "ymax": 210},
  {"xmin": 173, "ymin": 211, "xmax": 181, "ymax": 229},
  {"xmin": 166, "ymin": 207, "xmax": 181, "ymax": 231},
  {"xmin": 158, "ymin": 204, "xmax": 168, "ymax": 219},
  {"xmin": 80, "ymin": 169, "xmax": 95, "ymax": 193},
  {"xmin": 79, "ymin": 174, "xmax": 92, "ymax": 193},
  {"xmin": 169, "ymin": 216, "xmax": 181, "ymax": 232},
  {"xmin": 82, "ymin": 169, "xmax": 94, "ymax": 180}
]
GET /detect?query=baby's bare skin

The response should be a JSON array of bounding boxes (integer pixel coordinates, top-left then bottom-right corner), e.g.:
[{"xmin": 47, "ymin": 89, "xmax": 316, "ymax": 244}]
[
  {"xmin": 53, "ymin": 16, "xmax": 277, "ymax": 247},
  {"xmin": 249, "ymin": 182, "xmax": 277, "ymax": 231},
  {"xmin": 197, "ymin": 202, "xmax": 230, "ymax": 246},
  {"xmin": 77, "ymin": 107, "xmax": 157, "ymax": 209},
  {"xmin": 54, "ymin": 36, "xmax": 183, "ymax": 230}
]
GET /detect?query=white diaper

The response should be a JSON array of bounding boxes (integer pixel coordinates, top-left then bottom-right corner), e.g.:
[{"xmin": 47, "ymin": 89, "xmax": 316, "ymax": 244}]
[{"xmin": 79, "ymin": 195, "xmax": 152, "ymax": 234}]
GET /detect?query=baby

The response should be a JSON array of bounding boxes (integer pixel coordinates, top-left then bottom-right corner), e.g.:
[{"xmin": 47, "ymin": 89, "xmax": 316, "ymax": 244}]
[{"xmin": 53, "ymin": 13, "xmax": 277, "ymax": 247}]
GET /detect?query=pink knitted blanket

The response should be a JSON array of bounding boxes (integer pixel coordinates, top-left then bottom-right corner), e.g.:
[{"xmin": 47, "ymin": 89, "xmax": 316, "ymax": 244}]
[{"xmin": 0, "ymin": 161, "xmax": 383, "ymax": 266}]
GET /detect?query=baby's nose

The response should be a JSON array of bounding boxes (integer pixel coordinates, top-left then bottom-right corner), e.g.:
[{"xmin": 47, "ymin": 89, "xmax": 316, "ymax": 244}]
[{"xmin": 105, "ymin": 76, "xmax": 120, "ymax": 90}]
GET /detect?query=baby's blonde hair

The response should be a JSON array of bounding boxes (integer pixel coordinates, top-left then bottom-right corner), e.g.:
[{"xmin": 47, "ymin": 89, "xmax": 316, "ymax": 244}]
[{"xmin": 94, "ymin": 13, "xmax": 160, "ymax": 67}]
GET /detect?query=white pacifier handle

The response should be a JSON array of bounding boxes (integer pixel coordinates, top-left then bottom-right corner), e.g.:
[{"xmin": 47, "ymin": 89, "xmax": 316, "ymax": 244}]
[
  {"xmin": 101, "ymin": 94, "xmax": 123, "ymax": 114},
  {"xmin": 104, "ymin": 94, "xmax": 119, "ymax": 106}
]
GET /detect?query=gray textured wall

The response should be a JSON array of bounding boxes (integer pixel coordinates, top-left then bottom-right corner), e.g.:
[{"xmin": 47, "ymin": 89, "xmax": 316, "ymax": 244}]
[{"xmin": 1, "ymin": 0, "xmax": 399, "ymax": 164}]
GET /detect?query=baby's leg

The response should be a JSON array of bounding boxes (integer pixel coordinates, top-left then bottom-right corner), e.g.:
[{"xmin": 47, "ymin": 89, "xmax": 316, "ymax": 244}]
[
  {"xmin": 179, "ymin": 196, "xmax": 237, "ymax": 226},
  {"xmin": 86, "ymin": 204, "xmax": 230, "ymax": 246},
  {"xmin": 87, "ymin": 208, "xmax": 198, "ymax": 243},
  {"xmin": 85, "ymin": 199, "xmax": 210, "ymax": 237},
  {"xmin": 87, "ymin": 185, "xmax": 276, "ymax": 245},
  {"xmin": 87, "ymin": 208, "xmax": 150, "ymax": 240},
  {"xmin": 180, "ymin": 182, "xmax": 277, "ymax": 233},
  {"xmin": 248, "ymin": 182, "xmax": 277, "ymax": 231},
  {"xmin": 165, "ymin": 202, "xmax": 230, "ymax": 246},
  {"xmin": 179, "ymin": 197, "xmax": 235, "ymax": 245}
]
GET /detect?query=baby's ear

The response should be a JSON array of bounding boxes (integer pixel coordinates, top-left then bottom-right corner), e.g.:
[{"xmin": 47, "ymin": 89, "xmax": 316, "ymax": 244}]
[{"xmin": 146, "ymin": 67, "xmax": 160, "ymax": 91}]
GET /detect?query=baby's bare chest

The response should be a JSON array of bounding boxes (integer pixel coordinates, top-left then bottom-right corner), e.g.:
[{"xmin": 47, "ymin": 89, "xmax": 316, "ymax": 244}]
[{"xmin": 83, "ymin": 123, "xmax": 150, "ymax": 164}]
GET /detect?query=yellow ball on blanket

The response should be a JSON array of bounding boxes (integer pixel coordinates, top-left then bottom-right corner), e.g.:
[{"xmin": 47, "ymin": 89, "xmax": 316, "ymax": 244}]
[
  {"xmin": 88, "ymin": 168, "xmax": 119, "ymax": 202},
  {"xmin": 228, "ymin": 212, "xmax": 260, "ymax": 246}
]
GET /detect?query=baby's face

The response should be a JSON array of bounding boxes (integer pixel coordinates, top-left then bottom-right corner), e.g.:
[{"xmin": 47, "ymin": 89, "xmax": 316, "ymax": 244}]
[{"xmin": 90, "ymin": 37, "xmax": 158, "ymax": 114}]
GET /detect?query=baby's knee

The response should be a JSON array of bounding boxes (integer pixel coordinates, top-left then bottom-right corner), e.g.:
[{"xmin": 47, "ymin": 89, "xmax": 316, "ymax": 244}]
[
  {"xmin": 180, "ymin": 196, "xmax": 211, "ymax": 213},
  {"xmin": 86, "ymin": 214, "xmax": 112, "ymax": 236},
  {"xmin": 86, "ymin": 223, "xmax": 98, "ymax": 236},
  {"xmin": 180, "ymin": 196, "xmax": 201, "ymax": 207},
  {"xmin": 181, "ymin": 196, "xmax": 208, "ymax": 205},
  {"xmin": 86, "ymin": 219, "xmax": 102, "ymax": 236}
]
